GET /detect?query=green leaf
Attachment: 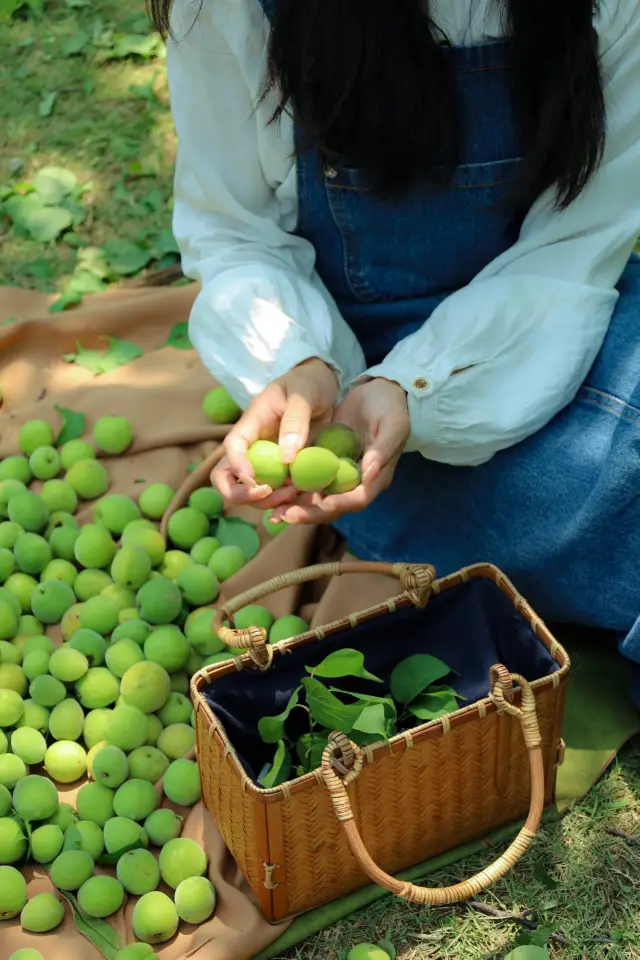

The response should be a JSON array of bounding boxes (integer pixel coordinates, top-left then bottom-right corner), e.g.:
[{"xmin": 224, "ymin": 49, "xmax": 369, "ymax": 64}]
[
  {"xmin": 377, "ymin": 940, "xmax": 397, "ymax": 960},
  {"xmin": 258, "ymin": 740, "xmax": 291, "ymax": 788},
  {"xmin": 329, "ymin": 688, "xmax": 396, "ymax": 708},
  {"xmin": 99, "ymin": 839, "xmax": 147, "ymax": 865},
  {"xmin": 102, "ymin": 238, "xmax": 152, "ymax": 277},
  {"xmin": 155, "ymin": 252, "xmax": 180, "ymax": 271},
  {"xmin": 61, "ymin": 892, "xmax": 124, "ymax": 960},
  {"xmin": 533, "ymin": 861, "xmax": 561, "ymax": 891},
  {"xmin": 258, "ymin": 687, "xmax": 302, "ymax": 744},
  {"xmin": 307, "ymin": 648, "xmax": 382, "ymax": 683},
  {"xmin": 63, "ymin": 233, "xmax": 87, "ymax": 249},
  {"xmin": 52, "ymin": 268, "xmax": 109, "ymax": 311},
  {"xmin": 11, "ymin": 181, "xmax": 36, "ymax": 195},
  {"xmin": 513, "ymin": 926, "xmax": 556, "ymax": 949},
  {"xmin": 390, "ymin": 654, "xmax": 453, "ymax": 705},
  {"xmin": 139, "ymin": 189, "xmax": 164, "ymax": 213},
  {"xmin": 129, "ymin": 80, "xmax": 158, "ymax": 102},
  {"xmin": 25, "ymin": 258, "xmax": 53, "ymax": 280},
  {"xmin": 504, "ymin": 948, "xmax": 550, "ymax": 960},
  {"xmin": 217, "ymin": 516, "xmax": 260, "ymax": 561},
  {"xmin": 5, "ymin": 195, "xmax": 72, "ymax": 242},
  {"xmin": 164, "ymin": 321, "xmax": 191, "ymax": 350},
  {"xmin": 61, "ymin": 29, "xmax": 90, "ymax": 56},
  {"xmin": 39, "ymin": 91, "xmax": 59, "ymax": 118},
  {"xmin": 60, "ymin": 197, "xmax": 87, "ymax": 227},
  {"xmin": 329, "ymin": 689, "xmax": 397, "ymax": 735},
  {"xmin": 352, "ymin": 703, "xmax": 390, "ymax": 739},
  {"xmin": 76, "ymin": 246, "xmax": 110, "ymax": 278},
  {"xmin": 99, "ymin": 32, "xmax": 161, "ymax": 61},
  {"xmin": 120, "ymin": 11, "xmax": 153, "ymax": 31},
  {"xmin": 408, "ymin": 686, "xmax": 460, "ymax": 721},
  {"xmin": 55, "ymin": 406, "xmax": 86, "ymax": 446},
  {"xmin": 152, "ymin": 227, "xmax": 180, "ymax": 256},
  {"xmin": 301, "ymin": 677, "xmax": 364, "ymax": 733},
  {"xmin": 62, "ymin": 336, "xmax": 143, "ymax": 375},
  {"xmin": 0, "ymin": 0, "xmax": 23, "ymax": 20},
  {"xmin": 33, "ymin": 166, "xmax": 77, "ymax": 203},
  {"xmin": 63, "ymin": 268, "xmax": 108, "ymax": 302},
  {"xmin": 296, "ymin": 732, "xmax": 329, "ymax": 772}
]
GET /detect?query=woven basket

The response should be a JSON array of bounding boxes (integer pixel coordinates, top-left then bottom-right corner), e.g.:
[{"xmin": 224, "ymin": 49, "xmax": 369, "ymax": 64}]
[{"xmin": 191, "ymin": 561, "xmax": 569, "ymax": 922}]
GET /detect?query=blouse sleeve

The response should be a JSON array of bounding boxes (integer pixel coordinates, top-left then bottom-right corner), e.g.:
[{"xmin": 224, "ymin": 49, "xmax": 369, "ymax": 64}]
[
  {"xmin": 362, "ymin": 0, "xmax": 640, "ymax": 466},
  {"xmin": 167, "ymin": 0, "xmax": 366, "ymax": 409}
]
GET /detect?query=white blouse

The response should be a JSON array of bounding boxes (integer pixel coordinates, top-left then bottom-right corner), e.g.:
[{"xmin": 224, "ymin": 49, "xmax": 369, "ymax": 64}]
[{"xmin": 167, "ymin": 0, "xmax": 640, "ymax": 466}]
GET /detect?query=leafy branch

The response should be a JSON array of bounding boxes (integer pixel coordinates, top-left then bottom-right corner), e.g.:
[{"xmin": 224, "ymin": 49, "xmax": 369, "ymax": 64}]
[{"xmin": 257, "ymin": 649, "xmax": 461, "ymax": 788}]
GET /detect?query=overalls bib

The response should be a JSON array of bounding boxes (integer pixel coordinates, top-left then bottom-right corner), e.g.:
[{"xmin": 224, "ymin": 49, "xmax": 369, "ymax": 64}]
[{"xmin": 257, "ymin": 0, "xmax": 640, "ymax": 674}]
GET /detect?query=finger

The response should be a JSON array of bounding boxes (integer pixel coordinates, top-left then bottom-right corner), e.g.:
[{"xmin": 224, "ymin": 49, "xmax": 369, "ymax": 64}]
[
  {"xmin": 224, "ymin": 429, "xmax": 255, "ymax": 480},
  {"xmin": 279, "ymin": 393, "xmax": 312, "ymax": 463},
  {"xmin": 361, "ymin": 415, "xmax": 406, "ymax": 485},
  {"xmin": 213, "ymin": 461, "xmax": 271, "ymax": 505},
  {"xmin": 277, "ymin": 461, "xmax": 397, "ymax": 524},
  {"xmin": 276, "ymin": 486, "xmax": 373, "ymax": 525},
  {"xmin": 212, "ymin": 463, "xmax": 253, "ymax": 504},
  {"xmin": 270, "ymin": 491, "xmax": 318, "ymax": 524},
  {"xmin": 225, "ymin": 393, "xmax": 281, "ymax": 478},
  {"xmin": 243, "ymin": 484, "xmax": 300, "ymax": 512}
]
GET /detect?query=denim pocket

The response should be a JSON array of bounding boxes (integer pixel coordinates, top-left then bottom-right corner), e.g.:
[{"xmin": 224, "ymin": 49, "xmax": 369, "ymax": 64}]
[{"xmin": 323, "ymin": 157, "xmax": 524, "ymax": 303}]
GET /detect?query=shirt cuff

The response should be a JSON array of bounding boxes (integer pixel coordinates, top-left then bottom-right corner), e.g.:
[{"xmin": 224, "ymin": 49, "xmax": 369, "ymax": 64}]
[{"xmin": 351, "ymin": 361, "xmax": 443, "ymax": 451}]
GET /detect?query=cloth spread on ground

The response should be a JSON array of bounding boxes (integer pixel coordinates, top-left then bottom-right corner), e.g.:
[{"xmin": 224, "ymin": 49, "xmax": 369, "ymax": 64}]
[{"xmin": 1, "ymin": 284, "xmax": 638, "ymax": 960}]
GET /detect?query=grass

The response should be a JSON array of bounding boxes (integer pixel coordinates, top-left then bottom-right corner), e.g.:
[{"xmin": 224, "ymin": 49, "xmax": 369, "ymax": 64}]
[
  {"xmin": 1, "ymin": 1, "xmax": 639, "ymax": 957},
  {"xmin": 0, "ymin": 0, "xmax": 175, "ymax": 293},
  {"xmin": 280, "ymin": 740, "xmax": 640, "ymax": 960}
]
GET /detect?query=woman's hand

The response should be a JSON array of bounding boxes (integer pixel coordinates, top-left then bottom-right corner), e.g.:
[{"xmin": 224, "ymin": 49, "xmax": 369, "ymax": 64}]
[
  {"xmin": 270, "ymin": 378, "xmax": 411, "ymax": 525},
  {"xmin": 212, "ymin": 358, "xmax": 339, "ymax": 508}
]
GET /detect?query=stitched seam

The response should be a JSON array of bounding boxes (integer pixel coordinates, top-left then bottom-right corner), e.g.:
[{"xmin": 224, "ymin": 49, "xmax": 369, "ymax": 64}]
[
  {"xmin": 327, "ymin": 179, "xmax": 508, "ymax": 194},
  {"xmin": 299, "ymin": 148, "xmax": 309, "ymax": 231},
  {"xmin": 580, "ymin": 393, "xmax": 640, "ymax": 427},
  {"xmin": 327, "ymin": 181, "xmax": 508, "ymax": 193},
  {"xmin": 580, "ymin": 383, "xmax": 640, "ymax": 417},
  {"xmin": 458, "ymin": 64, "xmax": 507, "ymax": 75},
  {"xmin": 582, "ymin": 385, "xmax": 634, "ymax": 407},
  {"xmin": 326, "ymin": 181, "xmax": 378, "ymax": 302},
  {"xmin": 454, "ymin": 179, "xmax": 507, "ymax": 190}
]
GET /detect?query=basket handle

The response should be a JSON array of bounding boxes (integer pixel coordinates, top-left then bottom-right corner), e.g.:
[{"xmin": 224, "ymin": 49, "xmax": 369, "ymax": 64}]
[
  {"xmin": 321, "ymin": 666, "xmax": 545, "ymax": 905},
  {"xmin": 214, "ymin": 562, "xmax": 436, "ymax": 670}
]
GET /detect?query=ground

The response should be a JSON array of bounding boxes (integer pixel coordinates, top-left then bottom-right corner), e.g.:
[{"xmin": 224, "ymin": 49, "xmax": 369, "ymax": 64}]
[
  {"xmin": 1, "ymin": 1, "xmax": 639, "ymax": 957},
  {"xmin": 0, "ymin": 0, "xmax": 175, "ymax": 296}
]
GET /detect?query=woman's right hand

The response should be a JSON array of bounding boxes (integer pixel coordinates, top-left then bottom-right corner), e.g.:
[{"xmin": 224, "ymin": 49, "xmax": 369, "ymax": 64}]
[{"xmin": 212, "ymin": 358, "xmax": 340, "ymax": 508}]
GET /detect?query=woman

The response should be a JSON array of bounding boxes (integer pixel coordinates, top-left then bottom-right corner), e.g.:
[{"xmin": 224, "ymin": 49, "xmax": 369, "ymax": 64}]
[{"xmin": 160, "ymin": 0, "xmax": 640, "ymax": 677}]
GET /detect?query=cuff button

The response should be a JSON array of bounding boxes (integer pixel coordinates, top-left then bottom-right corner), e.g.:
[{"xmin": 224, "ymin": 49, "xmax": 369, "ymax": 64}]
[{"xmin": 413, "ymin": 378, "xmax": 430, "ymax": 390}]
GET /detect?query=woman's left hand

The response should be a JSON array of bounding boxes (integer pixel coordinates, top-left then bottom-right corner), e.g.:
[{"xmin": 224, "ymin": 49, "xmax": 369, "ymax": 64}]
[{"xmin": 270, "ymin": 378, "xmax": 410, "ymax": 525}]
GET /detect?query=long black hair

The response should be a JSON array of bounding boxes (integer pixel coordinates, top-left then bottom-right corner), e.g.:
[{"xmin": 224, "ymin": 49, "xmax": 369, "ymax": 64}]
[{"xmin": 152, "ymin": 0, "xmax": 606, "ymax": 209}]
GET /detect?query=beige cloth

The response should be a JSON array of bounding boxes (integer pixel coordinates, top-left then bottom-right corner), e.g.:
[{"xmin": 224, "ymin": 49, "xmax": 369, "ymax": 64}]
[{"xmin": 0, "ymin": 285, "xmax": 404, "ymax": 960}]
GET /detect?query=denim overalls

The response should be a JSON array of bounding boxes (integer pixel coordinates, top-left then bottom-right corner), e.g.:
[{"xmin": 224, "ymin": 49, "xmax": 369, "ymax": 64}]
[{"xmin": 257, "ymin": 0, "xmax": 640, "ymax": 676}]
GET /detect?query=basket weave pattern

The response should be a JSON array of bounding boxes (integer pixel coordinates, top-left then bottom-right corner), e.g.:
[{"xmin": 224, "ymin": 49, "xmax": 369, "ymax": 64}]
[{"xmin": 193, "ymin": 563, "xmax": 568, "ymax": 921}]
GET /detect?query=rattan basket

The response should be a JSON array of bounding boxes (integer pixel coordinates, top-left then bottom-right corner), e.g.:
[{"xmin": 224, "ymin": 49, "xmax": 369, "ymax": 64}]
[{"xmin": 190, "ymin": 561, "xmax": 569, "ymax": 922}]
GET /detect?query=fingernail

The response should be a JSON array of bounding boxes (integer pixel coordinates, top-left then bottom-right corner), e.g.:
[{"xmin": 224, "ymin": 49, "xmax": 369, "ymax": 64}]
[{"xmin": 280, "ymin": 434, "xmax": 299, "ymax": 463}]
